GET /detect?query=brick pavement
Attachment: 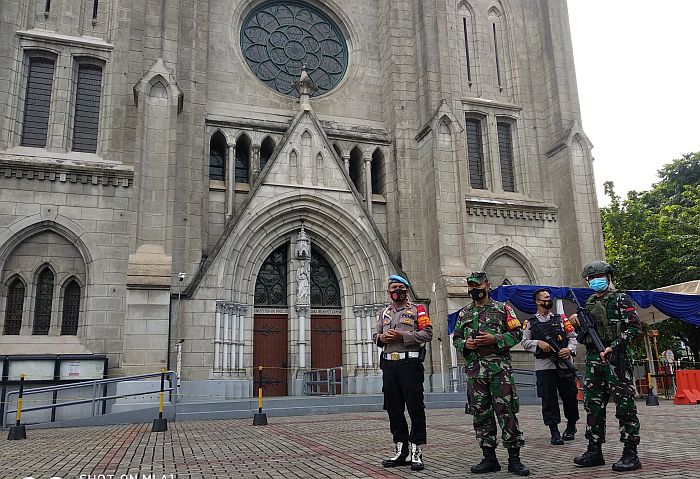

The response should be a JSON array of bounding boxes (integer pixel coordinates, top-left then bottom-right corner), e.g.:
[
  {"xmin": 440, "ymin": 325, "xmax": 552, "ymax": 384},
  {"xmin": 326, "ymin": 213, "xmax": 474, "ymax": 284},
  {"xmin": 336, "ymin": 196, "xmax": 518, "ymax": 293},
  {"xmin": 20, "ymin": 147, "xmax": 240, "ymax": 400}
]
[{"xmin": 1, "ymin": 401, "xmax": 698, "ymax": 479}]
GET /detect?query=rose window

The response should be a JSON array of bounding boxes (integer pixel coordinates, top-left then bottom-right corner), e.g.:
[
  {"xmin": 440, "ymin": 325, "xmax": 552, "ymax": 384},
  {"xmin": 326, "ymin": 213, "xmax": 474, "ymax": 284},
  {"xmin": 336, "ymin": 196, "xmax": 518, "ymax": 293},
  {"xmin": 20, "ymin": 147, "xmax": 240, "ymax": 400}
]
[{"xmin": 240, "ymin": 1, "xmax": 348, "ymax": 97}]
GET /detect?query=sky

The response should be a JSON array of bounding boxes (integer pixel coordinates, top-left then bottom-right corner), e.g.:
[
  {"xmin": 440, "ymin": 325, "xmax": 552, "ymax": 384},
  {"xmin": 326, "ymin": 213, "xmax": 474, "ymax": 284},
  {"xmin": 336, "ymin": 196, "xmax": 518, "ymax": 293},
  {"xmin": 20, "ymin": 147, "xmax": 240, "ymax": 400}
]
[{"xmin": 567, "ymin": 0, "xmax": 700, "ymax": 206}]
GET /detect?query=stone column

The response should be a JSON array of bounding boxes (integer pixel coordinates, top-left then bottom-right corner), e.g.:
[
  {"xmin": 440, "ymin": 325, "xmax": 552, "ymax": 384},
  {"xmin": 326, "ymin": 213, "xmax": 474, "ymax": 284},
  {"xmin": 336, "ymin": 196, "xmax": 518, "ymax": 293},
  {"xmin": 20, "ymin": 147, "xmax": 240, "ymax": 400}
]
[
  {"xmin": 230, "ymin": 304, "xmax": 239, "ymax": 369},
  {"xmin": 364, "ymin": 307, "xmax": 374, "ymax": 367},
  {"xmin": 214, "ymin": 303, "xmax": 222, "ymax": 371},
  {"xmin": 364, "ymin": 157, "xmax": 373, "ymax": 215},
  {"xmin": 227, "ymin": 142, "xmax": 236, "ymax": 217},
  {"xmin": 354, "ymin": 307, "xmax": 364, "ymax": 367},
  {"xmin": 342, "ymin": 153, "xmax": 350, "ymax": 175},
  {"xmin": 238, "ymin": 306, "xmax": 246, "ymax": 369},
  {"xmin": 251, "ymin": 144, "xmax": 261, "ymax": 184},
  {"xmin": 296, "ymin": 305, "xmax": 309, "ymax": 368},
  {"xmin": 222, "ymin": 304, "xmax": 230, "ymax": 371}
]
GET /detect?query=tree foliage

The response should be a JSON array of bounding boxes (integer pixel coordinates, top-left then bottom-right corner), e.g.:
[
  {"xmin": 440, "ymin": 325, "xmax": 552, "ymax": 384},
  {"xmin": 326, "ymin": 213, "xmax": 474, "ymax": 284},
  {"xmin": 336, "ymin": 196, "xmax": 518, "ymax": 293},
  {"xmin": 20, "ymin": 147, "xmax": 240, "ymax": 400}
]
[{"xmin": 600, "ymin": 153, "xmax": 700, "ymax": 364}]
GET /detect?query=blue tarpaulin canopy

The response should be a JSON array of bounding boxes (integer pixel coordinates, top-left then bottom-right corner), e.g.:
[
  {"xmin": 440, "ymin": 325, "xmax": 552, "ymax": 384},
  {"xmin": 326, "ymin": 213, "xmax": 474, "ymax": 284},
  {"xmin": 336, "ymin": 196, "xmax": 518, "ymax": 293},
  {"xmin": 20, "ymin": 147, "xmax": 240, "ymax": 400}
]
[{"xmin": 447, "ymin": 284, "xmax": 700, "ymax": 334}]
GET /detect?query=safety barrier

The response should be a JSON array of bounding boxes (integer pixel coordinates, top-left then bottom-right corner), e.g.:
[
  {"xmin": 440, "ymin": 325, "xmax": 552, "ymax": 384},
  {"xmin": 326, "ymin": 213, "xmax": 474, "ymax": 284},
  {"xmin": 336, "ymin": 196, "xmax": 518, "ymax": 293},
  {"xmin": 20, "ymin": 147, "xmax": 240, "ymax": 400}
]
[
  {"xmin": 302, "ymin": 367, "xmax": 343, "ymax": 396},
  {"xmin": 674, "ymin": 369, "xmax": 700, "ymax": 405}
]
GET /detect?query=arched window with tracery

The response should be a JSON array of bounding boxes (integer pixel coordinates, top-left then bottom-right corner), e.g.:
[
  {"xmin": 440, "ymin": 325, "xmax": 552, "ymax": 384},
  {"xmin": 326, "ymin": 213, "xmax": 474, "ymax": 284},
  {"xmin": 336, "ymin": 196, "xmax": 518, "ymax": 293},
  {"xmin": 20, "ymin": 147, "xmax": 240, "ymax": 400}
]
[
  {"xmin": 33, "ymin": 267, "xmax": 54, "ymax": 335},
  {"xmin": 3, "ymin": 278, "xmax": 25, "ymax": 335},
  {"xmin": 260, "ymin": 136, "xmax": 276, "ymax": 170},
  {"xmin": 235, "ymin": 134, "xmax": 251, "ymax": 183},
  {"xmin": 61, "ymin": 279, "xmax": 81, "ymax": 335},
  {"xmin": 310, "ymin": 250, "xmax": 340, "ymax": 307},
  {"xmin": 254, "ymin": 245, "xmax": 288, "ymax": 306}
]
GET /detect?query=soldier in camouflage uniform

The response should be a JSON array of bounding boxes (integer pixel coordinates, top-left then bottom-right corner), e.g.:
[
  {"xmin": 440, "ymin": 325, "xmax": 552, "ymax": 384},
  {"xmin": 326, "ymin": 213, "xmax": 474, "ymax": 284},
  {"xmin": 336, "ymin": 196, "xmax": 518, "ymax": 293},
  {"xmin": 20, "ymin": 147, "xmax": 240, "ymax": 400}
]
[
  {"xmin": 569, "ymin": 261, "xmax": 642, "ymax": 472},
  {"xmin": 453, "ymin": 272, "xmax": 530, "ymax": 476}
]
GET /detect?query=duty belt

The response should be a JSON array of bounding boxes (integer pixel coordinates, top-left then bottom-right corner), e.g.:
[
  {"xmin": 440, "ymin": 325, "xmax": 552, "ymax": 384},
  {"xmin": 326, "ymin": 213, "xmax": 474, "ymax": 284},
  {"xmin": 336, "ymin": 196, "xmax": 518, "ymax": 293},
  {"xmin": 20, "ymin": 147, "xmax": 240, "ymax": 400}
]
[{"xmin": 382, "ymin": 351, "xmax": 421, "ymax": 361}]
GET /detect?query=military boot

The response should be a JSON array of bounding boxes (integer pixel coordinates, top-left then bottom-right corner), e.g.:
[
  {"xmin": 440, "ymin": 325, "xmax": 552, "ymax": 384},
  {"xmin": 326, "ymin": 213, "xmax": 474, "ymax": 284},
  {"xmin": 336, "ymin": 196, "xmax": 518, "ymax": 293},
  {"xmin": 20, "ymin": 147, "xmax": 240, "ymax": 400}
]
[
  {"xmin": 507, "ymin": 448, "xmax": 530, "ymax": 476},
  {"xmin": 612, "ymin": 444, "xmax": 642, "ymax": 472},
  {"xmin": 550, "ymin": 425, "xmax": 564, "ymax": 445},
  {"xmin": 410, "ymin": 443, "xmax": 424, "ymax": 471},
  {"xmin": 574, "ymin": 442, "xmax": 605, "ymax": 467},
  {"xmin": 470, "ymin": 447, "xmax": 501, "ymax": 473},
  {"xmin": 382, "ymin": 441, "xmax": 409, "ymax": 468},
  {"xmin": 562, "ymin": 422, "xmax": 577, "ymax": 441}
]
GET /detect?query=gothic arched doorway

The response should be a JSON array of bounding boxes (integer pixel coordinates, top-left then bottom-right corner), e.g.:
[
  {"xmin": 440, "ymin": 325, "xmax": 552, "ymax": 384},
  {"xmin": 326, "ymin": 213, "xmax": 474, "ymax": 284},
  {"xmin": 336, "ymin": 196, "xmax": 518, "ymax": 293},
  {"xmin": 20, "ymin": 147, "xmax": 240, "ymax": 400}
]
[
  {"xmin": 253, "ymin": 244, "xmax": 288, "ymax": 396},
  {"xmin": 310, "ymin": 249, "xmax": 342, "ymax": 394}
]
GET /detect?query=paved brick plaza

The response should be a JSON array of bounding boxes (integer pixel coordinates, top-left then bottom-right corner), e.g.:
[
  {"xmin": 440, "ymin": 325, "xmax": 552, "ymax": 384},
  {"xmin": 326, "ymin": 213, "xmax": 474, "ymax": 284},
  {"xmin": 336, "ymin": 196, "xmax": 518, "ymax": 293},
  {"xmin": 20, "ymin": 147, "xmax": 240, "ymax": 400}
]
[{"xmin": 1, "ymin": 401, "xmax": 697, "ymax": 479}]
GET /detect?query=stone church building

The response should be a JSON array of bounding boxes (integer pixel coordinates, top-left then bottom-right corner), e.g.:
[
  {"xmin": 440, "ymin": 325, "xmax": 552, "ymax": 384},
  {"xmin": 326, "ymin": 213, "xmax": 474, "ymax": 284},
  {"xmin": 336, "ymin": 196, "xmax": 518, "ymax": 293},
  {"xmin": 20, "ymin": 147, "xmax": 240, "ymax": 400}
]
[{"xmin": 0, "ymin": 0, "xmax": 603, "ymax": 397}]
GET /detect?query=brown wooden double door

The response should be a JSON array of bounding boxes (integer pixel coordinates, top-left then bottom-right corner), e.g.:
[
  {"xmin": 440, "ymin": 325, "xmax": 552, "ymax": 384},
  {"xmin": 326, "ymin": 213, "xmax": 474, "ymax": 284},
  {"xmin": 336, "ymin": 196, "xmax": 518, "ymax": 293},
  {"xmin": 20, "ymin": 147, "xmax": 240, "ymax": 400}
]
[
  {"xmin": 253, "ymin": 314, "xmax": 288, "ymax": 397},
  {"xmin": 310, "ymin": 315, "xmax": 342, "ymax": 394}
]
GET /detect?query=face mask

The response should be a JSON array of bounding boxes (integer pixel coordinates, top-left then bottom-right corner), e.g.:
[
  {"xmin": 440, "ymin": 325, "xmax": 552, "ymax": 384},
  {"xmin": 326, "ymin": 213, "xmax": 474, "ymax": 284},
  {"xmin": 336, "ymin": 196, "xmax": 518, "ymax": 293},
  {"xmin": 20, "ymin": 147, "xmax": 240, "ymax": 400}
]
[
  {"xmin": 390, "ymin": 289, "xmax": 407, "ymax": 303},
  {"xmin": 470, "ymin": 288, "xmax": 487, "ymax": 302},
  {"xmin": 589, "ymin": 278, "xmax": 609, "ymax": 292},
  {"xmin": 539, "ymin": 300, "xmax": 554, "ymax": 310}
]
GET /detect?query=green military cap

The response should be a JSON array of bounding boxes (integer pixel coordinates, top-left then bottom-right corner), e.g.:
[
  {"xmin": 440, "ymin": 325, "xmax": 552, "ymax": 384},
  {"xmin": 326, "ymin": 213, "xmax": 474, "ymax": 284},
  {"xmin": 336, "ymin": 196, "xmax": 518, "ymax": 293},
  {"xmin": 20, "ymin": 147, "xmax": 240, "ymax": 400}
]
[{"xmin": 467, "ymin": 271, "xmax": 488, "ymax": 285}]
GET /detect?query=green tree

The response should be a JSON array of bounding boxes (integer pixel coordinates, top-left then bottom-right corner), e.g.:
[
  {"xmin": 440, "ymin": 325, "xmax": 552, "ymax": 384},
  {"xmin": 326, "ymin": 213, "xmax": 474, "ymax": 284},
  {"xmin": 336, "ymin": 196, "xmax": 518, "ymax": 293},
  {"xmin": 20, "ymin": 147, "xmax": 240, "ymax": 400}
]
[{"xmin": 600, "ymin": 153, "xmax": 700, "ymax": 364}]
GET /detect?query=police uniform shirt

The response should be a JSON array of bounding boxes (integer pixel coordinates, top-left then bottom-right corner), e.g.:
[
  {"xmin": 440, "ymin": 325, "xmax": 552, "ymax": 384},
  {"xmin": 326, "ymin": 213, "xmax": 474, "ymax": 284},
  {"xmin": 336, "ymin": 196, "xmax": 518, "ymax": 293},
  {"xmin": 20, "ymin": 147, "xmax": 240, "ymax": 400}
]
[
  {"xmin": 373, "ymin": 301, "xmax": 433, "ymax": 354},
  {"xmin": 521, "ymin": 312, "xmax": 577, "ymax": 371}
]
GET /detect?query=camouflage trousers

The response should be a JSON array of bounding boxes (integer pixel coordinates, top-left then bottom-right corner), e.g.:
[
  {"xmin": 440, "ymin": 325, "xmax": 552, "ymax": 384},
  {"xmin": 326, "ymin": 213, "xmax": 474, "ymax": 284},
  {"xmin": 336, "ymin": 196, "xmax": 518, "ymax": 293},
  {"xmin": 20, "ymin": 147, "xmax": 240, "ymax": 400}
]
[
  {"xmin": 583, "ymin": 351, "xmax": 640, "ymax": 445},
  {"xmin": 467, "ymin": 363, "xmax": 524, "ymax": 449}
]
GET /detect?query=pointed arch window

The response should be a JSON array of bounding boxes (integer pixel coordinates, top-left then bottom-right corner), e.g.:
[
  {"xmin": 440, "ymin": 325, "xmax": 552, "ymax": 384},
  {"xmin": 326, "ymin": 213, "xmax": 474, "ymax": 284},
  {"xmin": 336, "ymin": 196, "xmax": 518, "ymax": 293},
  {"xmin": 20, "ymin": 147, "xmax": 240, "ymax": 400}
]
[
  {"xmin": 33, "ymin": 268, "xmax": 54, "ymax": 335},
  {"xmin": 457, "ymin": 3, "xmax": 474, "ymax": 86},
  {"xmin": 235, "ymin": 135, "xmax": 251, "ymax": 183},
  {"xmin": 254, "ymin": 245, "xmax": 287, "ymax": 306},
  {"xmin": 209, "ymin": 131, "xmax": 227, "ymax": 180},
  {"xmin": 310, "ymin": 251, "xmax": 340, "ymax": 307},
  {"xmin": 260, "ymin": 136, "xmax": 276, "ymax": 170},
  {"xmin": 72, "ymin": 62, "xmax": 103, "ymax": 153},
  {"xmin": 61, "ymin": 280, "xmax": 81, "ymax": 335},
  {"xmin": 371, "ymin": 149, "xmax": 386, "ymax": 196},
  {"xmin": 465, "ymin": 117, "xmax": 485, "ymax": 189},
  {"xmin": 21, "ymin": 55, "xmax": 56, "ymax": 148},
  {"xmin": 3, "ymin": 279, "xmax": 25, "ymax": 335},
  {"xmin": 497, "ymin": 120, "xmax": 516, "ymax": 192}
]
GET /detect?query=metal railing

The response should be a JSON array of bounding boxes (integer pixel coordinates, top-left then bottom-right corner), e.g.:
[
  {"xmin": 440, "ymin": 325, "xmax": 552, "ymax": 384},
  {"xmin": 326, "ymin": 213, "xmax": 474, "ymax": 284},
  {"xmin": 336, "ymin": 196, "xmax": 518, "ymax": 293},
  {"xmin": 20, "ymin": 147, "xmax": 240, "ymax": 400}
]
[
  {"xmin": 302, "ymin": 367, "xmax": 343, "ymax": 396},
  {"xmin": 1, "ymin": 370, "xmax": 177, "ymax": 429}
]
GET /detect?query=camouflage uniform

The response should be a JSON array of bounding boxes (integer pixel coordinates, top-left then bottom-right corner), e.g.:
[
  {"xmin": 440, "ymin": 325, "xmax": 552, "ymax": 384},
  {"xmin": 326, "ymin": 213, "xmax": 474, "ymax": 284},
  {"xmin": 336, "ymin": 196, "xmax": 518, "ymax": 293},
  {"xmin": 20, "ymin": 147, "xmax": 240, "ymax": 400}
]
[
  {"xmin": 453, "ymin": 299, "xmax": 525, "ymax": 449},
  {"xmin": 580, "ymin": 290, "xmax": 641, "ymax": 445}
]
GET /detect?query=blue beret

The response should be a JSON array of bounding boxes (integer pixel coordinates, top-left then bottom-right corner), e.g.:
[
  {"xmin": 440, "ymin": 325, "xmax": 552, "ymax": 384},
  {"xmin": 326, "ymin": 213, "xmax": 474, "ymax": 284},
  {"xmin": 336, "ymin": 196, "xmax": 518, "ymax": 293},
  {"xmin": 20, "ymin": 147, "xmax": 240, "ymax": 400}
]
[{"xmin": 388, "ymin": 275, "xmax": 410, "ymax": 287}]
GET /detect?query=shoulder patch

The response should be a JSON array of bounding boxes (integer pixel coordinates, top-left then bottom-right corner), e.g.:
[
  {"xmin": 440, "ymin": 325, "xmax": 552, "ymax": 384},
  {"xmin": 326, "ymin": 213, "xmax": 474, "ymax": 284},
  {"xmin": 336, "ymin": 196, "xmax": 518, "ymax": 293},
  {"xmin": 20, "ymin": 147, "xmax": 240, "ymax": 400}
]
[{"xmin": 505, "ymin": 304, "xmax": 521, "ymax": 331}]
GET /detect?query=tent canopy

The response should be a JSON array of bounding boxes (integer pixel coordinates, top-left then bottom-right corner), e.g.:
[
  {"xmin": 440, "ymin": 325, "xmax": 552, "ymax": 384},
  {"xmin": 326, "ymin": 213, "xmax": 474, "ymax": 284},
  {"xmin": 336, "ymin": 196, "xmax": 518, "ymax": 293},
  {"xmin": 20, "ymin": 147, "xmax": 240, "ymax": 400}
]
[{"xmin": 447, "ymin": 281, "xmax": 700, "ymax": 334}]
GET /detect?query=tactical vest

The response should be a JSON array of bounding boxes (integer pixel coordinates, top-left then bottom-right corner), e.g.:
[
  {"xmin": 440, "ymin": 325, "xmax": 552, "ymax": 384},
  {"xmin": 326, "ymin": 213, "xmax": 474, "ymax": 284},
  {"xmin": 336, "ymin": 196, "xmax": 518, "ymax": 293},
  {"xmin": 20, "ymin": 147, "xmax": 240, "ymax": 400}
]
[
  {"xmin": 583, "ymin": 292, "xmax": 623, "ymax": 349},
  {"xmin": 528, "ymin": 314, "xmax": 568, "ymax": 359}
]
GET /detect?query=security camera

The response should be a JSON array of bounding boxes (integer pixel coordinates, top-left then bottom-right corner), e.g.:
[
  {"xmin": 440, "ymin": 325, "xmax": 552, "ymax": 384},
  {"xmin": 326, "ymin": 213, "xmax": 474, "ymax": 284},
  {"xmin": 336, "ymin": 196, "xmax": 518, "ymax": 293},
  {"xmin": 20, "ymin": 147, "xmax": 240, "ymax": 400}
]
[{"xmin": 178, "ymin": 272, "xmax": 186, "ymax": 281}]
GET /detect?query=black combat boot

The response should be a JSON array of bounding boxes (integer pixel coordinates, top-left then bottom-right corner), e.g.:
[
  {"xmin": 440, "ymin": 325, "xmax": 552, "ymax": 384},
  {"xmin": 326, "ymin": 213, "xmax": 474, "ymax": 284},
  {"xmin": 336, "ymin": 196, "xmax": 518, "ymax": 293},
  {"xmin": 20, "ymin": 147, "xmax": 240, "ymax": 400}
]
[
  {"xmin": 382, "ymin": 441, "xmax": 409, "ymax": 467},
  {"xmin": 550, "ymin": 424, "xmax": 564, "ymax": 445},
  {"xmin": 562, "ymin": 422, "xmax": 577, "ymax": 441},
  {"xmin": 574, "ymin": 442, "xmax": 605, "ymax": 467},
  {"xmin": 507, "ymin": 448, "xmax": 530, "ymax": 476},
  {"xmin": 612, "ymin": 444, "xmax": 642, "ymax": 472},
  {"xmin": 410, "ymin": 443, "xmax": 425, "ymax": 471},
  {"xmin": 470, "ymin": 447, "xmax": 501, "ymax": 473}
]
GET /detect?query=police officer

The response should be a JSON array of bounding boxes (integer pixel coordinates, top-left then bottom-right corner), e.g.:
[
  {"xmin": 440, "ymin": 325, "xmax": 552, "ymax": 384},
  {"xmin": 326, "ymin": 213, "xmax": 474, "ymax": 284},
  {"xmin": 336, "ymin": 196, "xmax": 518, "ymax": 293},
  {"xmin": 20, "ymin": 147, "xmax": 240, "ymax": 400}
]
[
  {"xmin": 374, "ymin": 274, "xmax": 433, "ymax": 471},
  {"xmin": 453, "ymin": 272, "xmax": 530, "ymax": 476},
  {"xmin": 569, "ymin": 261, "xmax": 642, "ymax": 472},
  {"xmin": 521, "ymin": 289, "xmax": 579, "ymax": 445}
]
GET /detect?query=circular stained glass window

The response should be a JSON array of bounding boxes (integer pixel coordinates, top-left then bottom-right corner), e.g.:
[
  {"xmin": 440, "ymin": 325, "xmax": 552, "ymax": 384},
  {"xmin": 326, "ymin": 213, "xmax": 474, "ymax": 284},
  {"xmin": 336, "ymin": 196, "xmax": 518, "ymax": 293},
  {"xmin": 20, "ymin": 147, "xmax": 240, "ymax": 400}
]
[{"xmin": 240, "ymin": 1, "xmax": 348, "ymax": 97}]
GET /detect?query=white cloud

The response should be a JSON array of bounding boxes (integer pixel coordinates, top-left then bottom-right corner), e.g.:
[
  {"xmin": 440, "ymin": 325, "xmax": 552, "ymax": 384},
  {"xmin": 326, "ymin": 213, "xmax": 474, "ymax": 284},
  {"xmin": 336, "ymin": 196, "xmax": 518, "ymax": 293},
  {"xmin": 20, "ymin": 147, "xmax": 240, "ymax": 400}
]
[{"xmin": 567, "ymin": 0, "xmax": 700, "ymax": 205}]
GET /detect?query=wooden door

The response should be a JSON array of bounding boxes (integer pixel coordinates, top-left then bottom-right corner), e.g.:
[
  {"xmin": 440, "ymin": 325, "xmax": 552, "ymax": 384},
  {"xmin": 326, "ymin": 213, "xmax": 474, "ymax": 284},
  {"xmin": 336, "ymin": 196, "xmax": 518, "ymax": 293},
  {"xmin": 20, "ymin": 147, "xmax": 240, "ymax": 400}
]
[
  {"xmin": 253, "ymin": 314, "xmax": 288, "ymax": 397},
  {"xmin": 311, "ymin": 315, "xmax": 342, "ymax": 394}
]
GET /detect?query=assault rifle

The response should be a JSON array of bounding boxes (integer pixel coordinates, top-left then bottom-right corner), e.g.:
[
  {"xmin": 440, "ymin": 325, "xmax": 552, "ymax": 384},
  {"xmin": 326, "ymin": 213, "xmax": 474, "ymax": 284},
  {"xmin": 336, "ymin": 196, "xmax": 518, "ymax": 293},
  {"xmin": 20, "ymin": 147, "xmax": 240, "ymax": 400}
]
[
  {"xmin": 530, "ymin": 320, "xmax": 576, "ymax": 373},
  {"xmin": 566, "ymin": 288, "xmax": 624, "ymax": 380}
]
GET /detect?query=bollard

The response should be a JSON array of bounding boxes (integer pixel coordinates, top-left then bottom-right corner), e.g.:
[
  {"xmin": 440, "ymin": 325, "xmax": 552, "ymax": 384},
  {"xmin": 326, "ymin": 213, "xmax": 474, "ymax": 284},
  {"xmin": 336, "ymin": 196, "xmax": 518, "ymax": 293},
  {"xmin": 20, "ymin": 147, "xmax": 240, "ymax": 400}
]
[
  {"xmin": 152, "ymin": 368, "xmax": 168, "ymax": 432},
  {"xmin": 8, "ymin": 374, "xmax": 27, "ymax": 440},
  {"xmin": 253, "ymin": 366, "xmax": 268, "ymax": 426},
  {"xmin": 645, "ymin": 372, "xmax": 659, "ymax": 406}
]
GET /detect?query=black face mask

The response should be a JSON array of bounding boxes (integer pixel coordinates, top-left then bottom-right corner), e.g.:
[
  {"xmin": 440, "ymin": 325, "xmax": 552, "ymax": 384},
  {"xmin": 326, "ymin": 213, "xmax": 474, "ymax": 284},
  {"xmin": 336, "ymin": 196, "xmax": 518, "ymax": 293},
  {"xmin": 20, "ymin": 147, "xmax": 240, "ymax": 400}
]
[
  {"xmin": 469, "ymin": 288, "xmax": 487, "ymax": 302},
  {"xmin": 390, "ymin": 289, "xmax": 408, "ymax": 303},
  {"xmin": 539, "ymin": 300, "xmax": 554, "ymax": 310}
]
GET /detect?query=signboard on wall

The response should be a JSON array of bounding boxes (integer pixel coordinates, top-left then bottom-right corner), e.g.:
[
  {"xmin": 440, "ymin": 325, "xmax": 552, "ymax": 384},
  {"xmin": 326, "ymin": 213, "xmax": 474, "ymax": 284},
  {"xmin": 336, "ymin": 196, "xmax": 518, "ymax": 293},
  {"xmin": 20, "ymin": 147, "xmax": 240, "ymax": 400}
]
[{"xmin": 58, "ymin": 359, "xmax": 104, "ymax": 380}]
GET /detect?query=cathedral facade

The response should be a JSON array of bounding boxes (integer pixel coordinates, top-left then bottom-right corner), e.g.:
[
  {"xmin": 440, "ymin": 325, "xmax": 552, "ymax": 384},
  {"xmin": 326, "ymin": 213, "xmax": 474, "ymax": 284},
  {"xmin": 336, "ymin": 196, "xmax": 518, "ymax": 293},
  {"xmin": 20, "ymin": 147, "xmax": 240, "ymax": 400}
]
[{"xmin": 0, "ymin": 0, "xmax": 603, "ymax": 397}]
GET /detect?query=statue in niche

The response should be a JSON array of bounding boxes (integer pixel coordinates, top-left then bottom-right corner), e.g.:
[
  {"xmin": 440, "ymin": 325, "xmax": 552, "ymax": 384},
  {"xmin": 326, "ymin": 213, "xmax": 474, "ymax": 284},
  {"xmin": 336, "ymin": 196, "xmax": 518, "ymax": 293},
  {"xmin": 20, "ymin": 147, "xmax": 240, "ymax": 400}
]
[{"xmin": 297, "ymin": 266, "xmax": 310, "ymax": 304}]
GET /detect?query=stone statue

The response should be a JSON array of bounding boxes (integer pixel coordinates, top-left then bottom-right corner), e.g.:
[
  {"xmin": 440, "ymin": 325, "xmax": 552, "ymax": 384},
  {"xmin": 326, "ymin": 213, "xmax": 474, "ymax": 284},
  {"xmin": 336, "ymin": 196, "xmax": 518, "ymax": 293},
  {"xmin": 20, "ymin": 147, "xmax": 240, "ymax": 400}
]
[{"xmin": 297, "ymin": 266, "xmax": 309, "ymax": 304}]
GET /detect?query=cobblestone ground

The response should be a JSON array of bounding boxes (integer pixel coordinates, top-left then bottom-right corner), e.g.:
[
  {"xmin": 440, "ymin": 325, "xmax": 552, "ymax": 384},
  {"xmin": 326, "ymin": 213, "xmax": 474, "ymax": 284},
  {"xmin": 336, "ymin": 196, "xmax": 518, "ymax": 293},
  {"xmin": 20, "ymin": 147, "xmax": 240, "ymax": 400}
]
[{"xmin": 1, "ymin": 401, "xmax": 698, "ymax": 479}]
